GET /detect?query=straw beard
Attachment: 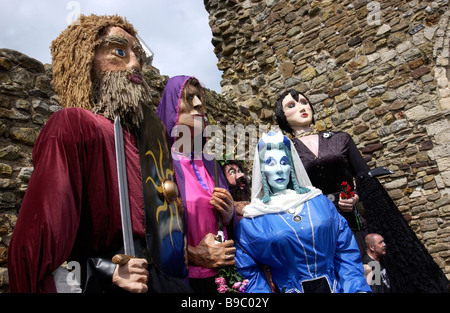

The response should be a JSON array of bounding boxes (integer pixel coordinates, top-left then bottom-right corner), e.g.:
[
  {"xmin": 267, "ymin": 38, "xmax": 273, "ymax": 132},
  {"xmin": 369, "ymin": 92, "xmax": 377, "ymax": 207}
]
[{"xmin": 91, "ymin": 69, "xmax": 151, "ymax": 130}]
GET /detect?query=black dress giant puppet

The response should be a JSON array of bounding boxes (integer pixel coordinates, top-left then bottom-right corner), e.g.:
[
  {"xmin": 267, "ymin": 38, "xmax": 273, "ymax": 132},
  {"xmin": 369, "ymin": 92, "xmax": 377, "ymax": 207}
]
[
  {"xmin": 8, "ymin": 14, "xmax": 190, "ymax": 293},
  {"xmin": 275, "ymin": 89, "xmax": 449, "ymax": 293}
]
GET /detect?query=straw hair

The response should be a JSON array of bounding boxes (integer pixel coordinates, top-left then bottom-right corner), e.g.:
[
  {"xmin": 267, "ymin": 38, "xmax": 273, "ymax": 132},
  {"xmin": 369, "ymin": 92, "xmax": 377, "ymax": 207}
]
[{"xmin": 50, "ymin": 14, "xmax": 137, "ymax": 109}]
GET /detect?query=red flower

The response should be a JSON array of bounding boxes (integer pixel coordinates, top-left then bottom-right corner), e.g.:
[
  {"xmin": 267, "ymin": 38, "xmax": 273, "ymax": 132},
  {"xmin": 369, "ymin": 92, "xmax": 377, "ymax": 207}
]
[{"xmin": 340, "ymin": 181, "xmax": 355, "ymax": 199}]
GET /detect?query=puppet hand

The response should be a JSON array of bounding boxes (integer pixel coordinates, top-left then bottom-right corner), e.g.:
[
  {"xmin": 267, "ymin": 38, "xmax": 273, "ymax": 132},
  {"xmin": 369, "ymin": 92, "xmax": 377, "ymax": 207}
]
[
  {"xmin": 338, "ymin": 193, "xmax": 359, "ymax": 212},
  {"xmin": 188, "ymin": 233, "xmax": 236, "ymax": 269},
  {"xmin": 112, "ymin": 257, "xmax": 149, "ymax": 293},
  {"xmin": 210, "ymin": 187, "xmax": 234, "ymax": 226},
  {"xmin": 234, "ymin": 201, "xmax": 249, "ymax": 217}
]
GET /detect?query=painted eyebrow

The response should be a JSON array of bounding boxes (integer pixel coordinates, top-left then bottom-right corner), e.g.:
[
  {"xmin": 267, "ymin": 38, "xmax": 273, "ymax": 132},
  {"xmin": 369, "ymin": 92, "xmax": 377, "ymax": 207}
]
[
  {"xmin": 101, "ymin": 34, "xmax": 128, "ymax": 47},
  {"xmin": 299, "ymin": 97, "xmax": 309, "ymax": 104},
  {"xmin": 283, "ymin": 100, "xmax": 295, "ymax": 107},
  {"xmin": 100, "ymin": 35, "xmax": 144, "ymax": 62},
  {"xmin": 265, "ymin": 156, "xmax": 276, "ymax": 165}
]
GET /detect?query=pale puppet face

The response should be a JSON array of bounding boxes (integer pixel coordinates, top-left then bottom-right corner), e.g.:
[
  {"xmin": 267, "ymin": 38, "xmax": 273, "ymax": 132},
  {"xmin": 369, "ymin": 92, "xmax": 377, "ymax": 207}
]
[
  {"xmin": 90, "ymin": 26, "xmax": 151, "ymax": 129},
  {"xmin": 177, "ymin": 82, "xmax": 205, "ymax": 134},
  {"xmin": 281, "ymin": 93, "xmax": 313, "ymax": 129},
  {"xmin": 92, "ymin": 26, "xmax": 144, "ymax": 81},
  {"xmin": 263, "ymin": 148, "xmax": 291, "ymax": 194}
]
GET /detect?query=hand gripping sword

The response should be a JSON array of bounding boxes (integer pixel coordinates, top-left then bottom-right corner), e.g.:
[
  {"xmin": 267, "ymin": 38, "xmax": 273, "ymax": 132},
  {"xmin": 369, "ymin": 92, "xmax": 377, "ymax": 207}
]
[{"xmin": 112, "ymin": 117, "xmax": 136, "ymax": 265}]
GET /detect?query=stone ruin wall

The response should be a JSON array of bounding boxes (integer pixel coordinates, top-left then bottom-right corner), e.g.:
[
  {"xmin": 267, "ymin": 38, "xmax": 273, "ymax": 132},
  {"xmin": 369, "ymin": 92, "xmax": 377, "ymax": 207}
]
[
  {"xmin": 1, "ymin": 0, "xmax": 450, "ymax": 292},
  {"xmin": 205, "ymin": 0, "xmax": 450, "ymax": 278}
]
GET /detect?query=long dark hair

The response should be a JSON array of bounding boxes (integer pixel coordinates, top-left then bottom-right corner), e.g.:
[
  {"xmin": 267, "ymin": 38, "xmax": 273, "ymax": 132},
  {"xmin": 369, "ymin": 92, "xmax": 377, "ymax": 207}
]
[{"xmin": 274, "ymin": 89, "xmax": 315, "ymax": 135}]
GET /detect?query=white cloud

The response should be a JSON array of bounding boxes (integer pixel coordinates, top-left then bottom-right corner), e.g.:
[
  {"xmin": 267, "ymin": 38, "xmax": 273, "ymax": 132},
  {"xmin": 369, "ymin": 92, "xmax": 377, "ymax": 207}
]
[{"xmin": 0, "ymin": 0, "xmax": 222, "ymax": 92}]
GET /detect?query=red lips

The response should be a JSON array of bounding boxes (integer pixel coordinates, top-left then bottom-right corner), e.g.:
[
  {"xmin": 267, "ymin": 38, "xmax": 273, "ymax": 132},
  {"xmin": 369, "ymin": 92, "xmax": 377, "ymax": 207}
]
[{"xmin": 128, "ymin": 73, "xmax": 144, "ymax": 84}]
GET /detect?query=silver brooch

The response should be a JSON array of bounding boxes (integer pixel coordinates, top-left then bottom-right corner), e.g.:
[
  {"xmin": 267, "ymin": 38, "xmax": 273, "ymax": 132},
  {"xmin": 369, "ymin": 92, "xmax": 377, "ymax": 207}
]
[{"xmin": 293, "ymin": 215, "xmax": 302, "ymax": 223}]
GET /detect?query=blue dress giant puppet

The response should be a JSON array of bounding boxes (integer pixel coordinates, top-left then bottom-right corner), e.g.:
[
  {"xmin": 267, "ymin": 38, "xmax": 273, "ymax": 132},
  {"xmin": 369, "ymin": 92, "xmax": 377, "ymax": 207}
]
[{"xmin": 235, "ymin": 131, "xmax": 371, "ymax": 293}]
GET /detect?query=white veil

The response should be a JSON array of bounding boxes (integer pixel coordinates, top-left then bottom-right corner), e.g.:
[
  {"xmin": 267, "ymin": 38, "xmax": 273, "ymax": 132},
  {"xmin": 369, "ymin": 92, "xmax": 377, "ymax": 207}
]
[{"xmin": 244, "ymin": 131, "xmax": 322, "ymax": 218}]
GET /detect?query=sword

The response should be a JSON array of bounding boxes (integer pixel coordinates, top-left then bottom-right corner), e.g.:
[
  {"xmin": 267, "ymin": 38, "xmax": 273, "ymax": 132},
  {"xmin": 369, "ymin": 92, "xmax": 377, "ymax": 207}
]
[
  {"xmin": 213, "ymin": 159, "xmax": 224, "ymax": 243},
  {"xmin": 112, "ymin": 117, "xmax": 135, "ymax": 265}
]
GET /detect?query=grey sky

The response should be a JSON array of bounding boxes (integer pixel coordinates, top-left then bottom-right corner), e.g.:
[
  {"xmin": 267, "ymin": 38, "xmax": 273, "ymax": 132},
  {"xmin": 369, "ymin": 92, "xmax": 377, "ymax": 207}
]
[{"xmin": 0, "ymin": 0, "xmax": 223, "ymax": 92}]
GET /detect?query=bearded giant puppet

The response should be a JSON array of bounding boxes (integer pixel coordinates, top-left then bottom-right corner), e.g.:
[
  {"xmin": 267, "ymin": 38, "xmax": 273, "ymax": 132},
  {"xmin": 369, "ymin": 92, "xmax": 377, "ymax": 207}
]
[{"xmin": 8, "ymin": 14, "xmax": 189, "ymax": 293}]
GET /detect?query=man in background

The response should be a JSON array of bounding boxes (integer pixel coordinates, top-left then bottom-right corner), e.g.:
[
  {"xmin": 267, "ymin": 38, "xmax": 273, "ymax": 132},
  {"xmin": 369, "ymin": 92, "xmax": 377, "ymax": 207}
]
[{"xmin": 362, "ymin": 233, "xmax": 391, "ymax": 293}]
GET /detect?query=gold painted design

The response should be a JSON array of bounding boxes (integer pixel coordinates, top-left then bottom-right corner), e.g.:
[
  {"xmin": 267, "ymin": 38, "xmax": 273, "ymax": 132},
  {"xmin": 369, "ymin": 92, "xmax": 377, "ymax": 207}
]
[{"xmin": 144, "ymin": 140, "xmax": 182, "ymax": 247}]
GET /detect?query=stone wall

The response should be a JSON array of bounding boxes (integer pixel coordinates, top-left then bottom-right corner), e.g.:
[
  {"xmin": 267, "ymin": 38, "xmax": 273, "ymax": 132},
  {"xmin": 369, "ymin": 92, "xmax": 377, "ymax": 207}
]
[
  {"xmin": 2, "ymin": 0, "xmax": 450, "ymax": 292},
  {"xmin": 0, "ymin": 49, "xmax": 56, "ymax": 292},
  {"xmin": 205, "ymin": 0, "xmax": 450, "ymax": 277},
  {"xmin": 0, "ymin": 48, "xmax": 245, "ymax": 292}
]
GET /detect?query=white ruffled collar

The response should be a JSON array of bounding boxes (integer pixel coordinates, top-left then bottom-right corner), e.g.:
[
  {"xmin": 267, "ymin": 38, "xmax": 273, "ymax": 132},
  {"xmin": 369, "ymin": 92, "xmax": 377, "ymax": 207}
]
[{"xmin": 243, "ymin": 187, "xmax": 322, "ymax": 218}]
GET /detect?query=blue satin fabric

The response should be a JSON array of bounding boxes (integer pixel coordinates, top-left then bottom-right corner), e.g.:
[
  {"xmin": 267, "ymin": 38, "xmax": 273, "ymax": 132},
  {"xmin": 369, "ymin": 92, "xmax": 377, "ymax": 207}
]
[{"xmin": 235, "ymin": 194, "xmax": 372, "ymax": 293}]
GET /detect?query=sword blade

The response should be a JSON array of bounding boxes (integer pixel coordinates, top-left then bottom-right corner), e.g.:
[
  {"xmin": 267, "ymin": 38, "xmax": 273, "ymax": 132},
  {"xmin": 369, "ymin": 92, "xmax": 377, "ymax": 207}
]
[
  {"xmin": 213, "ymin": 159, "xmax": 224, "ymax": 243},
  {"xmin": 114, "ymin": 117, "xmax": 135, "ymax": 257}
]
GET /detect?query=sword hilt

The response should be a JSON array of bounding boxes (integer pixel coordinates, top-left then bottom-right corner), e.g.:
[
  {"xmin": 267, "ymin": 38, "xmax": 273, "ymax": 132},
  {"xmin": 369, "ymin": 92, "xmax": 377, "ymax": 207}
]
[{"xmin": 112, "ymin": 254, "xmax": 134, "ymax": 266}]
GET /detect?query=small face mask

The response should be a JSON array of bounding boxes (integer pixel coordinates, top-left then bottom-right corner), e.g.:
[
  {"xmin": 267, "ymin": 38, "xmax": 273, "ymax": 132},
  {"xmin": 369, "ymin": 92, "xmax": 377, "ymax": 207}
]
[
  {"xmin": 263, "ymin": 148, "xmax": 291, "ymax": 194},
  {"xmin": 281, "ymin": 93, "xmax": 313, "ymax": 128}
]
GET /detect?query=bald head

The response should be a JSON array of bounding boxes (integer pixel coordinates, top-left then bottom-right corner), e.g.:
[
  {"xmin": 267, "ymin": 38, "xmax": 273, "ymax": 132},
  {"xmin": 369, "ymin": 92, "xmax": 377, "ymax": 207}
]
[{"xmin": 365, "ymin": 233, "xmax": 387, "ymax": 260}]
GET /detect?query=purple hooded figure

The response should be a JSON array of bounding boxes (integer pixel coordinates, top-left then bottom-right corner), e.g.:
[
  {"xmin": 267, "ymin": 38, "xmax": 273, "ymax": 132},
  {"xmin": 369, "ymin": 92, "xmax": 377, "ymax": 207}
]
[{"xmin": 156, "ymin": 76, "xmax": 237, "ymax": 293}]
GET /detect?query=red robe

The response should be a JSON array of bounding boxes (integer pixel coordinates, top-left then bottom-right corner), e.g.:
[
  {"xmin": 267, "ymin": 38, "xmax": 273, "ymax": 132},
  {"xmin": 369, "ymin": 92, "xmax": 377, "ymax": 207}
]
[{"xmin": 8, "ymin": 107, "xmax": 145, "ymax": 292}]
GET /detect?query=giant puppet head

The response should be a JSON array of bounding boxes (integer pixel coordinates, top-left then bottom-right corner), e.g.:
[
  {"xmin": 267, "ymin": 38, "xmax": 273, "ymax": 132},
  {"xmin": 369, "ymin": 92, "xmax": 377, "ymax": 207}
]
[
  {"xmin": 220, "ymin": 160, "xmax": 250, "ymax": 202},
  {"xmin": 253, "ymin": 131, "xmax": 312, "ymax": 203},
  {"xmin": 50, "ymin": 14, "xmax": 151, "ymax": 129}
]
